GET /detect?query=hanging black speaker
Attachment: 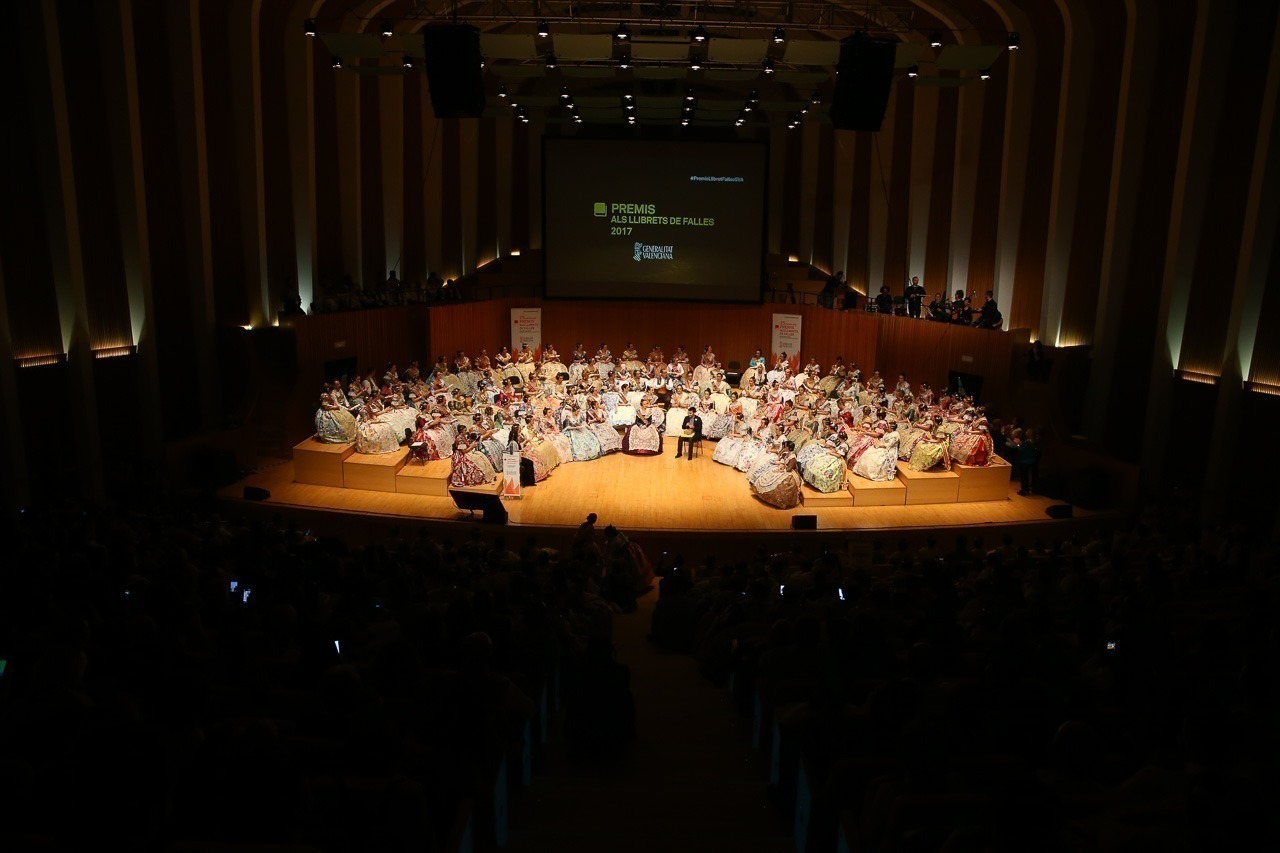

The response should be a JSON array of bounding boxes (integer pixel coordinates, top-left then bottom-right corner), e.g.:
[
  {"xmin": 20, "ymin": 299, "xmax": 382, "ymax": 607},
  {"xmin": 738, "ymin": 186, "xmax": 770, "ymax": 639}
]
[
  {"xmin": 829, "ymin": 35, "xmax": 898, "ymax": 132},
  {"xmin": 421, "ymin": 25, "xmax": 486, "ymax": 118}
]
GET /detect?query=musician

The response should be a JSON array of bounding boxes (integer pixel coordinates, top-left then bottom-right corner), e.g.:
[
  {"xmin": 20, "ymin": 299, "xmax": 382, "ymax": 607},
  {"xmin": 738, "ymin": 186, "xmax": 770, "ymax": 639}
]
[
  {"xmin": 906, "ymin": 276, "xmax": 927, "ymax": 319},
  {"xmin": 974, "ymin": 291, "xmax": 1003, "ymax": 329},
  {"xmin": 928, "ymin": 292, "xmax": 948, "ymax": 322},
  {"xmin": 674, "ymin": 410, "xmax": 703, "ymax": 460},
  {"xmin": 874, "ymin": 285, "xmax": 893, "ymax": 315},
  {"xmin": 951, "ymin": 289, "xmax": 971, "ymax": 325}
]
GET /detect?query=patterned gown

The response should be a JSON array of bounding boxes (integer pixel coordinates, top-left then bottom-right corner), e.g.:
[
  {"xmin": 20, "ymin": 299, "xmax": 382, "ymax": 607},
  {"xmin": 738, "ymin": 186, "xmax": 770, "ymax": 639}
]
[
  {"xmin": 852, "ymin": 432, "xmax": 900, "ymax": 482},
  {"xmin": 622, "ymin": 407, "xmax": 662, "ymax": 455},
  {"xmin": 315, "ymin": 400, "xmax": 356, "ymax": 444},
  {"xmin": 752, "ymin": 457, "xmax": 802, "ymax": 509}
]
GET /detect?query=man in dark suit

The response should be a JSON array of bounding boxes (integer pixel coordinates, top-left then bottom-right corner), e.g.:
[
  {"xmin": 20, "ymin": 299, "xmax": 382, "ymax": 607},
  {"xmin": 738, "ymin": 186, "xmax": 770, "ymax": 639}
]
[
  {"xmin": 906, "ymin": 276, "xmax": 927, "ymax": 318},
  {"xmin": 674, "ymin": 411, "xmax": 703, "ymax": 460}
]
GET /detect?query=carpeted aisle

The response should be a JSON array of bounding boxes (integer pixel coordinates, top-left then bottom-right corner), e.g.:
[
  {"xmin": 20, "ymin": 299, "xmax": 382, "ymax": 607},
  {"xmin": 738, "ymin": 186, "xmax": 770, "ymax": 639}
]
[{"xmin": 508, "ymin": 586, "xmax": 792, "ymax": 853}]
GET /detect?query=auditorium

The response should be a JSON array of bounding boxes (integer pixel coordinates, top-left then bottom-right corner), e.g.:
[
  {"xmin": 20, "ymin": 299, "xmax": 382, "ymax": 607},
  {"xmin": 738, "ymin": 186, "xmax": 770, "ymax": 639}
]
[{"xmin": 1, "ymin": 2, "xmax": 1277, "ymax": 852}]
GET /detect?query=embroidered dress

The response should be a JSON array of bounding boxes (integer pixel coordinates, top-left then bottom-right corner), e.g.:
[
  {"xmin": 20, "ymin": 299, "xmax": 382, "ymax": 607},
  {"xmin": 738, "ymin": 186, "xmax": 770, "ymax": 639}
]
[
  {"xmin": 356, "ymin": 412, "xmax": 401, "ymax": 455},
  {"xmin": 590, "ymin": 416, "xmax": 622, "ymax": 454},
  {"xmin": 713, "ymin": 430, "xmax": 747, "ymax": 466},
  {"xmin": 949, "ymin": 429, "xmax": 993, "ymax": 466},
  {"xmin": 734, "ymin": 437, "xmax": 767, "ymax": 473},
  {"xmin": 852, "ymin": 432, "xmax": 900, "ymax": 482},
  {"xmin": 752, "ymin": 458, "xmax": 802, "ymax": 509},
  {"xmin": 845, "ymin": 431, "xmax": 878, "ymax": 469},
  {"xmin": 908, "ymin": 434, "xmax": 951, "ymax": 471},
  {"xmin": 563, "ymin": 412, "xmax": 602, "ymax": 461},
  {"xmin": 622, "ymin": 407, "xmax": 662, "ymax": 455},
  {"xmin": 450, "ymin": 444, "xmax": 489, "ymax": 487},
  {"xmin": 315, "ymin": 395, "xmax": 357, "ymax": 443},
  {"xmin": 803, "ymin": 447, "xmax": 847, "ymax": 493}
]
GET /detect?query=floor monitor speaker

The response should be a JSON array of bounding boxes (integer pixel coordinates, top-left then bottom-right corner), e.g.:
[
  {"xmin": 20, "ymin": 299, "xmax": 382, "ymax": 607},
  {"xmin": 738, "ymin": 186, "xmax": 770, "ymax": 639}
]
[
  {"xmin": 791, "ymin": 514, "xmax": 818, "ymax": 530},
  {"xmin": 243, "ymin": 486, "xmax": 271, "ymax": 502},
  {"xmin": 1045, "ymin": 504, "xmax": 1074, "ymax": 519},
  {"xmin": 829, "ymin": 35, "xmax": 897, "ymax": 132},
  {"xmin": 421, "ymin": 26, "xmax": 485, "ymax": 118}
]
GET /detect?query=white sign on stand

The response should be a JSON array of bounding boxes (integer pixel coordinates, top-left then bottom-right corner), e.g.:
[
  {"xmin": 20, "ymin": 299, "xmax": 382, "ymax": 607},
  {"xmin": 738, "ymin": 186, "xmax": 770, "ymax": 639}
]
[
  {"xmin": 501, "ymin": 454, "xmax": 522, "ymax": 499},
  {"xmin": 511, "ymin": 308, "xmax": 542, "ymax": 355},
  {"xmin": 771, "ymin": 313, "xmax": 802, "ymax": 364}
]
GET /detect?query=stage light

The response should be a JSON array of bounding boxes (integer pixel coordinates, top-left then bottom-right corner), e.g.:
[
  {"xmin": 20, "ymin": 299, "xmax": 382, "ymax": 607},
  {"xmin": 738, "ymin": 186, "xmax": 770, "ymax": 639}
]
[
  {"xmin": 619, "ymin": 53, "xmax": 631, "ymax": 69},
  {"xmin": 545, "ymin": 52, "xmax": 557, "ymax": 69},
  {"xmin": 762, "ymin": 57, "xmax": 775, "ymax": 74},
  {"xmin": 1007, "ymin": 32, "xmax": 1020, "ymax": 50},
  {"xmin": 810, "ymin": 90, "xmax": 821, "ymax": 105},
  {"xmin": 479, "ymin": 55, "xmax": 486, "ymax": 68},
  {"xmin": 749, "ymin": 89, "xmax": 759, "ymax": 105},
  {"xmin": 402, "ymin": 54, "xmax": 413, "ymax": 69},
  {"xmin": 690, "ymin": 55, "xmax": 702, "ymax": 71},
  {"xmin": 615, "ymin": 22, "xmax": 630, "ymax": 41},
  {"xmin": 681, "ymin": 117, "xmax": 689, "ymax": 126},
  {"xmin": 331, "ymin": 54, "xmax": 343, "ymax": 69},
  {"xmin": 685, "ymin": 90, "xmax": 695, "ymax": 101},
  {"xmin": 682, "ymin": 103, "xmax": 694, "ymax": 114},
  {"xmin": 907, "ymin": 64, "xmax": 919, "ymax": 78},
  {"xmin": 560, "ymin": 86, "xmax": 571, "ymax": 99},
  {"xmin": 575, "ymin": 116, "xmax": 583, "ymax": 124},
  {"xmin": 381, "ymin": 19, "xmax": 393, "ymax": 37},
  {"xmin": 537, "ymin": 19, "xmax": 549, "ymax": 38},
  {"xmin": 626, "ymin": 103, "xmax": 635, "ymax": 112},
  {"xmin": 497, "ymin": 84, "xmax": 508, "ymax": 98},
  {"xmin": 627, "ymin": 115, "xmax": 636, "ymax": 124},
  {"xmin": 304, "ymin": 18, "xmax": 316, "ymax": 37},
  {"xmin": 742, "ymin": 101, "xmax": 753, "ymax": 113},
  {"xmin": 979, "ymin": 67, "xmax": 992, "ymax": 80},
  {"xmin": 691, "ymin": 25, "xmax": 707, "ymax": 43},
  {"xmin": 930, "ymin": 31, "xmax": 943, "ymax": 48},
  {"xmin": 735, "ymin": 117, "xmax": 745, "ymax": 127},
  {"xmin": 773, "ymin": 27, "xmax": 786, "ymax": 44},
  {"xmin": 624, "ymin": 93, "xmax": 634, "ymax": 101}
]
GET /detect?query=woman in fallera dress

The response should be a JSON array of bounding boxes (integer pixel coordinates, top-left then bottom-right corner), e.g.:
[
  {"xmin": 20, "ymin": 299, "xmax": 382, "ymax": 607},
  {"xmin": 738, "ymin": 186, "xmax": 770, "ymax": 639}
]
[
  {"xmin": 315, "ymin": 384, "xmax": 357, "ymax": 443},
  {"xmin": 622, "ymin": 396, "xmax": 662, "ymax": 455},
  {"xmin": 713, "ymin": 415, "xmax": 749, "ymax": 466},
  {"xmin": 851, "ymin": 427, "xmax": 900, "ymax": 482},
  {"xmin": 802, "ymin": 432, "xmax": 848, "ymax": 493},
  {"xmin": 692, "ymin": 345, "xmax": 717, "ymax": 388},
  {"xmin": 536, "ymin": 407, "xmax": 574, "ymax": 463},
  {"xmin": 450, "ymin": 430, "xmax": 495, "ymax": 487},
  {"xmin": 707, "ymin": 391, "xmax": 742, "ymax": 440},
  {"xmin": 621, "ymin": 342, "xmax": 644, "ymax": 374},
  {"xmin": 562, "ymin": 401, "xmax": 602, "ymax": 462},
  {"xmin": 594, "ymin": 342, "xmax": 614, "ymax": 379},
  {"xmin": 356, "ymin": 399, "xmax": 401, "ymax": 455},
  {"xmin": 569, "ymin": 343, "xmax": 588, "ymax": 384},
  {"xmin": 908, "ymin": 420, "xmax": 952, "ymax": 471},
  {"xmin": 540, "ymin": 343, "xmax": 568, "ymax": 381},
  {"xmin": 588, "ymin": 400, "xmax": 622, "ymax": 454},
  {"xmin": 516, "ymin": 344, "xmax": 537, "ymax": 383},
  {"xmin": 751, "ymin": 444, "xmax": 802, "ymax": 509}
]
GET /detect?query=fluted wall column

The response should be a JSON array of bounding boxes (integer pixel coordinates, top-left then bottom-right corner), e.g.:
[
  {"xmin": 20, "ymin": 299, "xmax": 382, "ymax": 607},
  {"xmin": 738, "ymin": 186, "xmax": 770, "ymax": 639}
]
[
  {"xmin": 1139, "ymin": 0, "xmax": 1232, "ymax": 488},
  {"xmin": 1085, "ymin": 0, "xmax": 1157, "ymax": 441},
  {"xmin": 379, "ymin": 72, "xmax": 405, "ymax": 278},
  {"xmin": 867, "ymin": 92, "xmax": 897, "ymax": 292},
  {"xmin": 798, "ymin": 120, "xmax": 821, "ymax": 265},
  {"xmin": 494, "ymin": 116, "xmax": 514, "ymax": 258},
  {"xmin": 907, "ymin": 83, "xmax": 938, "ymax": 281},
  {"xmin": 990, "ymin": 5, "xmax": 1036, "ymax": 329},
  {"xmin": 1202, "ymin": 11, "xmax": 1280, "ymax": 519},
  {"xmin": 1040, "ymin": 0, "xmax": 1095, "ymax": 344},
  {"xmin": 40, "ymin": 0, "xmax": 104, "ymax": 500},
  {"xmin": 230, "ymin": 0, "xmax": 270, "ymax": 325},
  {"xmin": 285, "ymin": 3, "xmax": 319, "ymax": 309}
]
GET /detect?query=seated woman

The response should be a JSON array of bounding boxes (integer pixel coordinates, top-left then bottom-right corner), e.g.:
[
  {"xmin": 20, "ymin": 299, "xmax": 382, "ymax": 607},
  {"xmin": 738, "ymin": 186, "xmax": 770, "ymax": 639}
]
[
  {"xmin": 513, "ymin": 344, "xmax": 536, "ymax": 384},
  {"xmin": 739, "ymin": 362, "xmax": 765, "ymax": 390},
  {"xmin": 622, "ymin": 397, "xmax": 662, "ymax": 455},
  {"xmin": 450, "ymin": 430, "xmax": 497, "ymax": 487},
  {"xmin": 707, "ymin": 392, "xmax": 742, "ymax": 440},
  {"xmin": 908, "ymin": 421, "xmax": 952, "ymax": 471},
  {"xmin": 817, "ymin": 358, "xmax": 845, "ymax": 397},
  {"xmin": 851, "ymin": 428, "xmax": 900, "ymax": 482},
  {"xmin": 713, "ymin": 415, "xmax": 749, "ymax": 466},
  {"xmin": 519, "ymin": 417, "xmax": 560, "ymax": 479},
  {"xmin": 588, "ymin": 400, "xmax": 622, "ymax": 455},
  {"xmin": 664, "ymin": 384, "xmax": 695, "ymax": 435},
  {"xmin": 751, "ymin": 444, "xmax": 802, "ymax": 509},
  {"xmin": 611, "ymin": 384, "xmax": 637, "ymax": 427},
  {"xmin": 315, "ymin": 384, "xmax": 357, "ymax": 443},
  {"xmin": 801, "ymin": 432, "xmax": 848, "ymax": 493},
  {"xmin": 594, "ymin": 343, "xmax": 614, "ymax": 379},
  {"xmin": 562, "ymin": 401, "xmax": 602, "ymax": 462},
  {"xmin": 356, "ymin": 399, "xmax": 402, "ymax": 455},
  {"xmin": 540, "ymin": 344, "xmax": 568, "ymax": 381},
  {"xmin": 569, "ymin": 343, "xmax": 588, "ymax": 385},
  {"xmin": 536, "ymin": 407, "xmax": 573, "ymax": 463},
  {"xmin": 949, "ymin": 420, "xmax": 994, "ymax": 466},
  {"xmin": 767, "ymin": 352, "xmax": 790, "ymax": 386},
  {"xmin": 642, "ymin": 361, "xmax": 665, "ymax": 393},
  {"xmin": 692, "ymin": 345, "xmax": 717, "ymax": 388},
  {"xmin": 897, "ymin": 416, "xmax": 931, "ymax": 461},
  {"xmin": 621, "ymin": 342, "xmax": 644, "ymax": 374},
  {"xmin": 665, "ymin": 358, "xmax": 687, "ymax": 392},
  {"xmin": 734, "ymin": 422, "xmax": 770, "ymax": 473}
]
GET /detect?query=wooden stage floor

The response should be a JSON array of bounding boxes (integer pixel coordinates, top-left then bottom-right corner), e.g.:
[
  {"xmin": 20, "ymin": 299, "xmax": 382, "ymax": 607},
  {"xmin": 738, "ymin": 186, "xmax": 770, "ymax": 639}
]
[{"xmin": 223, "ymin": 436, "xmax": 1091, "ymax": 534}]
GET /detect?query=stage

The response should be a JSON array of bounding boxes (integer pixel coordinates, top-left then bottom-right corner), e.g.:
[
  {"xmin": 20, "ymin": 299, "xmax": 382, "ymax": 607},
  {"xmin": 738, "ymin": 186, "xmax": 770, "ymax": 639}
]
[{"xmin": 220, "ymin": 436, "xmax": 1097, "ymax": 536}]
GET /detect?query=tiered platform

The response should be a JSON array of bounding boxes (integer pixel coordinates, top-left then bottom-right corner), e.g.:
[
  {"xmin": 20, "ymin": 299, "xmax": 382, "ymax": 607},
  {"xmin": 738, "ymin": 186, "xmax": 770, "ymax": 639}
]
[
  {"xmin": 846, "ymin": 475, "xmax": 908, "ymax": 507},
  {"xmin": 293, "ymin": 438, "xmax": 355, "ymax": 487},
  {"xmin": 955, "ymin": 458, "xmax": 1012, "ymax": 502},
  {"xmin": 800, "ymin": 485, "xmax": 853, "ymax": 508},
  {"xmin": 395, "ymin": 458, "xmax": 453, "ymax": 496},
  {"xmin": 342, "ymin": 447, "xmax": 410, "ymax": 492},
  {"xmin": 895, "ymin": 461, "xmax": 961, "ymax": 505}
]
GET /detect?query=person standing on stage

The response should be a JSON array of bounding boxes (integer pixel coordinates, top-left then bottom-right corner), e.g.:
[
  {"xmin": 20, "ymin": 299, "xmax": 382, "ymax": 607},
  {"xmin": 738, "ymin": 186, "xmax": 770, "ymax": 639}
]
[
  {"xmin": 875, "ymin": 285, "xmax": 893, "ymax": 315},
  {"xmin": 906, "ymin": 276, "xmax": 927, "ymax": 319}
]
